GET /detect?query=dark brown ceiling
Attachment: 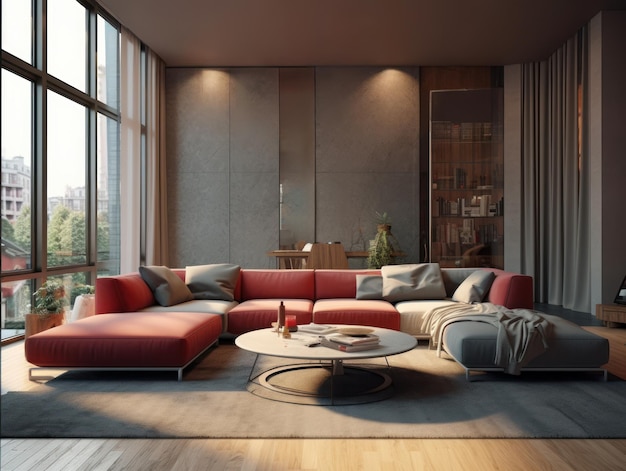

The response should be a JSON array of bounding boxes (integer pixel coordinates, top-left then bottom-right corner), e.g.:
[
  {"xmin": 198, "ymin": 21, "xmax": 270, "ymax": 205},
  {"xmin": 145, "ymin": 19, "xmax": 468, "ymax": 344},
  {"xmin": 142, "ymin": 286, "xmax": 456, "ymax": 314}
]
[{"xmin": 99, "ymin": 0, "xmax": 624, "ymax": 67}]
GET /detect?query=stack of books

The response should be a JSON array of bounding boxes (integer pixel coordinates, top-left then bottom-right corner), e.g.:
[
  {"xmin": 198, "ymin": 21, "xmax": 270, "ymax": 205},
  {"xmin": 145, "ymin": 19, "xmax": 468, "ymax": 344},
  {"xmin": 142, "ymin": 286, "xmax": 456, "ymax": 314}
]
[{"xmin": 320, "ymin": 333, "xmax": 380, "ymax": 352}]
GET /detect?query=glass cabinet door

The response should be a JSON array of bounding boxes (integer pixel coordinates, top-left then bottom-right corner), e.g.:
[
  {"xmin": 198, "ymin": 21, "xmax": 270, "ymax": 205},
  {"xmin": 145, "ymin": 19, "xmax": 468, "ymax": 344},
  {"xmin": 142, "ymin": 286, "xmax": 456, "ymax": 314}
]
[{"xmin": 429, "ymin": 88, "xmax": 504, "ymax": 269}]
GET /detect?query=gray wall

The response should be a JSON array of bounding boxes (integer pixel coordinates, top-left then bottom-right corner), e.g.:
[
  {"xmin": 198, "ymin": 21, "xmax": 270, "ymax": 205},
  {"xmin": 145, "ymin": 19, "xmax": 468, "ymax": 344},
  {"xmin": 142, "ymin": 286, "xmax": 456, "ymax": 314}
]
[{"xmin": 166, "ymin": 67, "xmax": 421, "ymax": 268}]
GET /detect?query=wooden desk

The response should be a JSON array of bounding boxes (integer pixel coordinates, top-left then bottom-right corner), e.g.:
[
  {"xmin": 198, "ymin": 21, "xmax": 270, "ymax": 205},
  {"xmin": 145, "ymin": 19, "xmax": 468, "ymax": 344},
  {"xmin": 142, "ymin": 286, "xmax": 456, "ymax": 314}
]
[
  {"xmin": 268, "ymin": 249, "xmax": 406, "ymax": 268},
  {"xmin": 267, "ymin": 250, "xmax": 309, "ymax": 269},
  {"xmin": 346, "ymin": 251, "xmax": 406, "ymax": 258}
]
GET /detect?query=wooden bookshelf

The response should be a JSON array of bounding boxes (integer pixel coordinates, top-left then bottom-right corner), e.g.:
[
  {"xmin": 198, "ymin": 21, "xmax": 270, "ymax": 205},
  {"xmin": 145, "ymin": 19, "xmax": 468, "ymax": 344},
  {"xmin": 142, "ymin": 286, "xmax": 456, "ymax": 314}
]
[{"xmin": 429, "ymin": 89, "xmax": 504, "ymax": 269}]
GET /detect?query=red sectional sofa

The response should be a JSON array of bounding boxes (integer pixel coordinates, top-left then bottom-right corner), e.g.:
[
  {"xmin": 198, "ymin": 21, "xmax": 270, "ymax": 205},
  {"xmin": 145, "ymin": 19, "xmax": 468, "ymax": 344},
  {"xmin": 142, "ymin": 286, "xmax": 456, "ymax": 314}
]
[{"xmin": 25, "ymin": 265, "xmax": 534, "ymax": 380}]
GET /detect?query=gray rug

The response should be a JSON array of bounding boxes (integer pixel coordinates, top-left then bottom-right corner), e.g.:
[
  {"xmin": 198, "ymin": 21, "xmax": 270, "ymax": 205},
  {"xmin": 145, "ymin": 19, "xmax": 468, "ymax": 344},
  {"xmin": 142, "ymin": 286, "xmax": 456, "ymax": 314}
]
[{"xmin": 2, "ymin": 343, "xmax": 624, "ymax": 438}]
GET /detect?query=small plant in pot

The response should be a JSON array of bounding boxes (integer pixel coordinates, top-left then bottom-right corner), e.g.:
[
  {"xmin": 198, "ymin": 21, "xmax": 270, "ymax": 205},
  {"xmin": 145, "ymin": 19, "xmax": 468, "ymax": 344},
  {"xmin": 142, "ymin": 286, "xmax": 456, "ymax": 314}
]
[
  {"xmin": 367, "ymin": 211, "xmax": 401, "ymax": 269},
  {"xmin": 25, "ymin": 279, "xmax": 68, "ymax": 338}
]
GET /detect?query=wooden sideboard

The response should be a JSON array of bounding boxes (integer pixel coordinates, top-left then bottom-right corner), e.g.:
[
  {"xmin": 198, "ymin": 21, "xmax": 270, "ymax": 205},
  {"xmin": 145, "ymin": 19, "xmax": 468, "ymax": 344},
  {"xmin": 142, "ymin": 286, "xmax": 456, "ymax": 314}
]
[{"xmin": 595, "ymin": 304, "xmax": 626, "ymax": 328}]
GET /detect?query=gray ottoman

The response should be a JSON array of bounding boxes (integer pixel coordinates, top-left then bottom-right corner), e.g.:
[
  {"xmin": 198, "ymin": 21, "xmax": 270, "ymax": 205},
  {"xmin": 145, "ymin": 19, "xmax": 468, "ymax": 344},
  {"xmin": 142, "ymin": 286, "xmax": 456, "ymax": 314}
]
[{"xmin": 441, "ymin": 313, "xmax": 609, "ymax": 380}]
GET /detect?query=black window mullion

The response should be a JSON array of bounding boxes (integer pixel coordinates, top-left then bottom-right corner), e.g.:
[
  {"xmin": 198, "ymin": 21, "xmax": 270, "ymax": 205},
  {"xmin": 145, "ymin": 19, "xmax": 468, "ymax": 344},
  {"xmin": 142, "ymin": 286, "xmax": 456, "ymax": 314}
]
[{"xmin": 34, "ymin": 0, "xmax": 47, "ymax": 280}]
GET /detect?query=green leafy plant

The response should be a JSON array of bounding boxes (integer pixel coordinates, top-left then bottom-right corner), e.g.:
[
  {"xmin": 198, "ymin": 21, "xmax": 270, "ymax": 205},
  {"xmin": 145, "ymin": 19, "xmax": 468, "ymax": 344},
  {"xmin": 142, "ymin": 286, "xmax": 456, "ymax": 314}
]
[
  {"xmin": 367, "ymin": 229, "xmax": 395, "ymax": 269},
  {"xmin": 374, "ymin": 211, "xmax": 392, "ymax": 226},
  {"xmin": 33, "ymin": 279, "xmax": 68, "ymax": 318},
  {"xmin": 367, "ymin": 211, "xmax": 400, "ymax": 269}
]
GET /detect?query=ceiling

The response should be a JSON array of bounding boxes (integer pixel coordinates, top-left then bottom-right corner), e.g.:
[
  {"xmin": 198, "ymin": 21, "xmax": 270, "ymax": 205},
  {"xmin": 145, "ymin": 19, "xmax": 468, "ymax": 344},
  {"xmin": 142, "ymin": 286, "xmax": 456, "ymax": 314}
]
[{"xmin": 99, "ymin": 0, "xmax": 624, "ymax": 68}]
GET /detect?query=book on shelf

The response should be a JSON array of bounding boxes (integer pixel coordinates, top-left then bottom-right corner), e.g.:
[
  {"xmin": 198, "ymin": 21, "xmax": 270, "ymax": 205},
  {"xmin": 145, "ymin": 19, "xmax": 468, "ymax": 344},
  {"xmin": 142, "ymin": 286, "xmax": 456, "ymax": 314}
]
[
  {"xmin": 319, "ymin": 337, "xmax": 381, "ymax": 352},
  {"xmin": 325, "ymin": 332, "xmax": 380, "ymax": 346}
]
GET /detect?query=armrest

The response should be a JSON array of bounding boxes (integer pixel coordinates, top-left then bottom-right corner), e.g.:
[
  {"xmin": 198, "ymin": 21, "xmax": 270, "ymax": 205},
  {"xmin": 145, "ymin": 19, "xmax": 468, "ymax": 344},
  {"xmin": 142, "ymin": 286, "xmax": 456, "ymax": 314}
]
[{"xmin": 485, "ymin": 269, "xmax": 534, "ymax": 309}]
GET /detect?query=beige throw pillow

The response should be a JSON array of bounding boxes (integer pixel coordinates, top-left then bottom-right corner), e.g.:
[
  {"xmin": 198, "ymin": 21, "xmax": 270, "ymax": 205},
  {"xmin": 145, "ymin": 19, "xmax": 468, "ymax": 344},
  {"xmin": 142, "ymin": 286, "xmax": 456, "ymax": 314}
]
[
  {"xmin": 139, "ymin": 265, "xmax": 194, "ymax": 307},
  {"xmin": 381, "ymin": 263, "xmax": 447, "ymax": 302},
  {"xmin": 186, "ymin": 264, "xmax": 241, "ymax": 301},
  {"xmin": 452, "ymin": 270, "xmax": 495, "ymax": 304}
]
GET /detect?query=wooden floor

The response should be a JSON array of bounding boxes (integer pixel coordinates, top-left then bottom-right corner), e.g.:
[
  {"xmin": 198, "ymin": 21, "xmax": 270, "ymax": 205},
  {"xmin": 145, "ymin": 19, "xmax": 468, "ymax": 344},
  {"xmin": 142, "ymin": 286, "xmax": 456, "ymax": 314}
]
[{"xmin": 2, "ymin": 326, "xmax": 625, "ymax": 471}]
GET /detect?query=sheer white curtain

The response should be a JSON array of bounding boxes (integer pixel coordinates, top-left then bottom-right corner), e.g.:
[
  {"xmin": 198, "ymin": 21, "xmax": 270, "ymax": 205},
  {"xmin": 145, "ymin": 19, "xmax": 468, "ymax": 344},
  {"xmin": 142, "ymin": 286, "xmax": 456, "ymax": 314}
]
[
  {"xmin": 119, "ymin": 27, "xmax": 141, "ymax": 273},
  {"xmin": 521, "ymin": 29, "xmax": 590, "ymax": 312},
  {"xmin": 120, "ymin": 27, "xmax": 168, "ymax": 272}
]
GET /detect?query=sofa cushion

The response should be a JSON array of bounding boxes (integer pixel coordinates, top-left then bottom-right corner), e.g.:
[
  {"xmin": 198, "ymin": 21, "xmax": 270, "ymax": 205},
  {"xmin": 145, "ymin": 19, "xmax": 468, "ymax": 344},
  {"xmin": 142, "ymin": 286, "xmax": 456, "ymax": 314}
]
[
  {"xmin": 239, "ymin": 269, "xmax": 315, "ymax": 301},
  {"xmin": 25, "ymin": 312, "xmax": 223, "ymax": 368},
  {"xmin": 139, "ymin": 266, "xmax": 194, "ymax": 307},
  {"xmin": 442, "ymin": 314, "xmax": 609, "ymax": 369},
  {"xmin": 312, "ymin": 299, "xmax": 400, "ymax": 330},
  {"xmin": 185, "ymin": 263, "xmax": 240, "ymax": 301},
  {"xmin": 96, "ymin": 273, "xmax": 156, "ymax": 313},
  {"xmin": 452, "ymin": 270, "xmax": 495, "ymax": 304},
  {"xmin": 315, "ymin": 269, "xmax": 381, "ymax": 299},
  {"xmin": 382, "ymin": 263, "xmax": 446, "ymax": 302},
  {"xmin": 227, "ymin": 299, "xmax": 313, "ymax": 335},
  {"xmin": 394, "ymin": 299, "xmax": 458, "ymax": 336},
  {"xmin": 483, "ymin": 269, "xmax": 534, "ymax": 309},
  {"xmin": 355, "ymin": 274, "xmax": 383, "ymax": 300}
]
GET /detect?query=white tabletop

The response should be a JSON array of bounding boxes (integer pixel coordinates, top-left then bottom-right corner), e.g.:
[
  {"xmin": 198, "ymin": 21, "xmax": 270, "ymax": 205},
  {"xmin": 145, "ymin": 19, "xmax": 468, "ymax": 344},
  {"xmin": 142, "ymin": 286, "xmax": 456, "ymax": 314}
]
[{"xmin": 235, "ymin": 325, "xmax": 417, "ymax": 361}]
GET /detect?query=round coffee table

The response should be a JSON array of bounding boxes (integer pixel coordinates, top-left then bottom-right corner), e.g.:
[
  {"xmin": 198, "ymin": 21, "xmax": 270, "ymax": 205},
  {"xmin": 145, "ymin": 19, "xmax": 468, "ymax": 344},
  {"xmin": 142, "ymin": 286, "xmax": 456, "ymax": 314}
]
[{"xmin": 235, "ymin": 325, "xmax": 417, "ymax": 405}]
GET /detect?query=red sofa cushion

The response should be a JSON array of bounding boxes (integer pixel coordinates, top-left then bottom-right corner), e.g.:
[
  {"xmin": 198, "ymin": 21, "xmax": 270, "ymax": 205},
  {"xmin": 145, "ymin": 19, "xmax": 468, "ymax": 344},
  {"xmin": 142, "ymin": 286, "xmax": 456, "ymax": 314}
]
[
  {"xmin": 484, "ymin": 269, "xmax": 534, "ymax": 309},
  {"xmin": 314, "ymin": 269, "xmax": 381, "ymax": 299},
  {"xmin": 227, "ymin": 299, "xmax": 313, "ymax": 335},
  {"xmin": 238, "ymin": 269, "xmax": 314, "ymax": 301},
  {"xmin": 25, "ymin": 312, "xmax": 222, "ymax": 368},
  {"xmin": 313, "ymin": 299, "xmax": 400, "ymax": 330},
  {"xmin": 95, "ymin": 274, "xmax": 155, "ymax": 313}
]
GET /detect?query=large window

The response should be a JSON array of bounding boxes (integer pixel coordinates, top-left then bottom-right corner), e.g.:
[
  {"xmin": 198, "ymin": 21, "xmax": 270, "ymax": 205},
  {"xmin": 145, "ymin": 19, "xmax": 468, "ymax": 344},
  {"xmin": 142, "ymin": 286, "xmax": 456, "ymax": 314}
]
[
  {"xmin": 1, "ymin": 0, "xmax": 32, "ymax": 64},
  {"xmin": 1, "ymin": 0, "xmax": 120, "ymax": 341}
]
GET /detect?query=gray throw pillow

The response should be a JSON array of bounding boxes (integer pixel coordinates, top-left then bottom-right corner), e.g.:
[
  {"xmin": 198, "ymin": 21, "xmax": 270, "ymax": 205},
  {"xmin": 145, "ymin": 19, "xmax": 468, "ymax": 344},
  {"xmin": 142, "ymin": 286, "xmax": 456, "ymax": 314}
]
[
  {"xmin": 382, "ymin": 263, "xmax": 447, "ymax": 302},
  {"xmin": 452, "ymin": 270, "xmax": 495, "ymax": 304},
  {"xmin": 185, "ymin": 263, "xmax": 241, "ymax": 301},
  {"xmin": 139, "ymin": 265, "xmax": 194, "ymax": 307},
  {"xmin": 355, "ymin": 275, "xmax": 383, "ymax": 300}
]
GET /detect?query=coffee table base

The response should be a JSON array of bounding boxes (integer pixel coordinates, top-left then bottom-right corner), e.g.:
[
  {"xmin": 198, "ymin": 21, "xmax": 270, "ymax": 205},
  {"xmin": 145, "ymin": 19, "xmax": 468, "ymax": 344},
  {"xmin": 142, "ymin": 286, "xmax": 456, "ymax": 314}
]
[{"xmin": 247, "ymin": 359, "xmax": 394, "ymax": 406}]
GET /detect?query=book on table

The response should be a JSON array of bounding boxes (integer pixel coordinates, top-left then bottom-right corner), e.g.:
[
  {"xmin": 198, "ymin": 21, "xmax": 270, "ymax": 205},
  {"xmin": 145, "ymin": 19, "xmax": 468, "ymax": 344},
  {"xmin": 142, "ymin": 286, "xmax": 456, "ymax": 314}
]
[
  {"xmin": 298, "ymin": 323, "xmax": 338, "ymax": 335},
  {"xmin": 319, "ymin": 337, "xmax": 380, "ymax": 352},
  {"xmin": 324, "ymin": 332, "xmax": 380, "ymax": 346}
]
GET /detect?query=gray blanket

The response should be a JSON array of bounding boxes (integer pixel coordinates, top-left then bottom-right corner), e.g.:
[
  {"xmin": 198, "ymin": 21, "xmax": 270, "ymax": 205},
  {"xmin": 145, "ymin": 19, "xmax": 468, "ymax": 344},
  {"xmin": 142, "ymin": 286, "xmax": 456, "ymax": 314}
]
[{"xmin": 422, "ymin": 302, "xmax": 552, "ymax": 375}]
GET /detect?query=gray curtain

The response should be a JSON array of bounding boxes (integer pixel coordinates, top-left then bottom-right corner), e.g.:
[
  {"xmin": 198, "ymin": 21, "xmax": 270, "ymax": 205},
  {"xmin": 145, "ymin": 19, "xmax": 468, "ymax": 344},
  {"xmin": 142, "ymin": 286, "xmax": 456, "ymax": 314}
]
[
  {"xmin": 144, "ymin": 49, "xmax": 169, "ymax": 266},
  {"xmin": 521, "ymin": 28, "xmax": 590, "ymax": 312}
]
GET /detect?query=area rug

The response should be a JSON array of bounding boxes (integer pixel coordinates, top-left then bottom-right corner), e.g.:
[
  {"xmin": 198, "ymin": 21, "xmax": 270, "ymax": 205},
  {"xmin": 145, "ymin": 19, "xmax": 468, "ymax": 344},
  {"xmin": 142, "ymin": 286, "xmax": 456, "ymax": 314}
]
[{"xmin": 2, "ymin": 343, "xmax": 624, "ymax": 439}]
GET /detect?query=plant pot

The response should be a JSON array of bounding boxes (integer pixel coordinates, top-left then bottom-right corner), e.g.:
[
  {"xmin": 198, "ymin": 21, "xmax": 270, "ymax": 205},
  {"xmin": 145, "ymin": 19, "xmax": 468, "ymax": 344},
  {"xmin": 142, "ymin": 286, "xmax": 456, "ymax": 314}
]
[{"xmin": 25, "ymin": 312, "xmax": 65, "ymax": 339}]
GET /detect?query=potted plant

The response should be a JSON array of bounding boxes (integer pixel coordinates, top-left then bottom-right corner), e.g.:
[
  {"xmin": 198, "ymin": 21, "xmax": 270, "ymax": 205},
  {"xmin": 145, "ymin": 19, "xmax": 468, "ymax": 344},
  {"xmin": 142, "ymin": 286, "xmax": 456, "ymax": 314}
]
[
  {"xmin": 25, "ymin": 279, "xmax": 68, "ymax": 338},
  {"xmin": 70, "ymin": 283, "xmax": 96, "ymax": 322},
  {"xmin": 367, "ymin": 211, "xmax": 401, "ymax": 269}
]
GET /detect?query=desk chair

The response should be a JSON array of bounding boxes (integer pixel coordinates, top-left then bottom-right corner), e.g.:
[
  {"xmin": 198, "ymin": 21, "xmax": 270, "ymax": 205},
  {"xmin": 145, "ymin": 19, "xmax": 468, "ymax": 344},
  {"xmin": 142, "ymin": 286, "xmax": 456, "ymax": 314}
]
[{"xmin": 305, "ymin": 243, "xmax": 349, "ymax": 269}]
